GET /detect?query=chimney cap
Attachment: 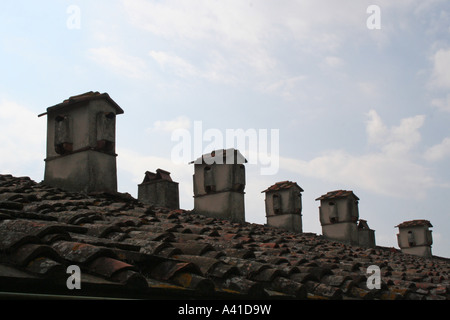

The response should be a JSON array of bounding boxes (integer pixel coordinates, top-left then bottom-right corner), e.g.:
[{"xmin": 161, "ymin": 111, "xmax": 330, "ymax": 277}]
[
  {"xmin": 315, "ymin": 190, "xmax": 359, "ymax": 201},
  {"xmin": 189, "ymin": 148, "xmax": 247, "ymax": 165},
  {"xmin": 396, "ymin": 219, "xmax": 433, "ymax": 229},
  {"xmin": 38, "ymin": 91, "xmax": 124, "ymax": 117},
  {"xmin": 261, "ymin": 181, "xmax": 304, "ymax": 193},
  {"xmin": 141, "ymin": 169, "xmax": 173, "ymax": 183}
]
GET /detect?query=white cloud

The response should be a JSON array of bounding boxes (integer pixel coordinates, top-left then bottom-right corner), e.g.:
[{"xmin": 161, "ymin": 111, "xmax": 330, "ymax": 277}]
[
  {"xmin": 119, "ymin": 0, "xmax": 440, "ymax": 97},
  {"xmin": 323, "ymin": 56, "xmax": 344, "ymax": 68},
  {"xmin": 424, "ymin": 137, "xmax": 450, "ymax": 162},
  {"xmin": 427, "ymin": 48, "xmax": 450, "ymax": 114},
  {"xmin": 366, "ymin": 110, "xmax": 425, "ymax": 156},
  {"xmin": 122, "ymin": 0, "xmax": 270, "ymax": 45},
  {"xmin": 149, "ymin": 116, "xmax": 191, "ymax": 133},
  {"xmin": 119, "ymin": 0, "xmax": 373, "ymax": 89},
  {"xmin": 88, "ymin": 47, "xmax": 148, "ymax": 79},
  {"xmin": 430, "ymin": 48, "xmax": 450, "ymax": 89},
  {"xmin": 280, "ymin": 110, "xmax": 434, "ymax": 199},
  {"xmin": 149, "ymin": 51, "xmax": 198, "ymax": 78},
  {"xmin": 281, "ymin": 151, "xmax": 434, "ymax": 199},
  {"xmin": 123, "ymin": 0, "xmax": 279, "ymax": 78},
  {"xmin": 358, "ymin": 82, "xmax": 379, "ymax": 97},
  {"xmin": 366, "ymin": 109, "xmax": 388, "ymax": 144},
  {"xmin": 149, "ymin": 50, "xmax": 238, "ymax": 84},
  {"xmin": 263, "ymin": 76, "xmax": 308, "ymax": 100},
  {"xmin": 431, "ymin": 94, "xmax": 450, "ymax": 112},
  {"xmin": 0, "ymin": 98, "xmax": 45, "ymax": 177}
]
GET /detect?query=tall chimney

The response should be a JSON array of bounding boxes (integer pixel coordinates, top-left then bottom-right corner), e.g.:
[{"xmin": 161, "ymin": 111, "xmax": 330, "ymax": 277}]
[{"xmin": 39, "ymin": 91, "xmax": 123, "ymax": 193}]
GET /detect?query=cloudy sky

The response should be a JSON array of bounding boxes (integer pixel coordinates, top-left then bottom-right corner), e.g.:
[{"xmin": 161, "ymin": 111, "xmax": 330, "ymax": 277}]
[{"xmin": 1, "ymin": 0, "xmax": 449, "ymax": 257}]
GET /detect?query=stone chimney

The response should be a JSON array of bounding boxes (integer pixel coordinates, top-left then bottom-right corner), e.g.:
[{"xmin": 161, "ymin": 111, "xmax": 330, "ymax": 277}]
[
  {"xmin": 190, "ymin": 148, "xmax": 246, "ymax": 222},
  {"xmin": 39, "ymin": 91, "xmax": 123, "ymax": 193},
  {"xmin": 316, "ymin": 190, "xmax": 360, "ymax": 245},
  {"xmin": 262, "ymin": 181, "xmax": 303, "ymax": 233},
  {"xmin": 138, "ymin": 169, "xmax": 179, "ymax": 209},
  {"xmin": 396, "ymin": 220, "xmax": 433, "ymax": 258},
  {"xmin": 357, "ymin": 219, "xmax": 376, "ymax": 248}
]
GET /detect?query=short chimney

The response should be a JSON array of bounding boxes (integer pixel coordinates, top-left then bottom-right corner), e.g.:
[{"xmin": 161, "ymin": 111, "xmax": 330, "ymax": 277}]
[
  {"xmin": 39, "ymin": 92, "xmax": 123, "ymax": 193},
  {"xmin": 357, "ymin": 219, "xmax": 376, "ymax": 248},
  {"xmin": 316, "ymin": 190, "xmax": 360, "ymax": 245},
  {"xmin": 396, "ymin": 220, "xmax": 433, "ymax": 258},
  {"xmin": 190, "ymin": 148, "xmax": 246, "ymax": 222},
  {"xmin": 138, "ymin": 169, "xmax": 179, "ymax": 209},
  {"xmin": 262, "ymin": 181, "xmax": 303, "ymax": 233}
]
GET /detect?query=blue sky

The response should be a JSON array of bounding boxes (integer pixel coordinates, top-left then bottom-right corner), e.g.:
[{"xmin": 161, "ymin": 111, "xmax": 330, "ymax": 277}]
[{"xmin": 1, "ymin": 0, "xmax": 449, "ymax": 257}]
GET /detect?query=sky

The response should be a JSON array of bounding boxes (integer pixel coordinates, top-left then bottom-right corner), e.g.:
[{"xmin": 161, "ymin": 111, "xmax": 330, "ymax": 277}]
[{"xmin": 0, "ymin": 0, "xmax": 449, "ymax": 258}]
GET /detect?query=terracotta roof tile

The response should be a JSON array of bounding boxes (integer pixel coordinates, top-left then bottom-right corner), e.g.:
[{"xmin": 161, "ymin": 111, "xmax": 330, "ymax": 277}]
[
  {"xmin": 396, "ymin": 220, "xmax": 433, "ymax": 228},
  {"xmin": 261, "ymin": 181, "xmax": 304, "ymax": 193},
  {"xmin": 149, "ymin": 260, "xmax": 200, "ymax": 282},
  {"xmin": 270, "ymin": 276, "xmax": 307, "ymax": 298},
  {"xmin": 25, "ymin": 257, "xmax": 66, "ymax": 277},
  {"xmin": 189, "ymin": 148, "xmax": 248, "ymax": 165},
  {"xmin": 220, "ymin": 276, "xmax": 266, "ymax": 297},
  {"xmin": 315, "ymin": 190, "xmax": 359, "ymax": 201},
  {"xmin": 141, "ymin": 169, "xmax": 173, "ymax": 183},
  {"xmin": 41, "ymin": 91, "xmax": 124, "ymax": 116},
  {"xmin": 0, "ymin": 174, "xmax": 449, "ymax": 300},
  {"xmin": 51, "ymin": 241, "xmax": 116, "ymax": 264},
  {"xmin": 8, "ymin": 243, "xmax": 62, "ymax": 267},
  {"xmin": 0, "ymin": 230, "xmax": 40, "ymax": 252}
]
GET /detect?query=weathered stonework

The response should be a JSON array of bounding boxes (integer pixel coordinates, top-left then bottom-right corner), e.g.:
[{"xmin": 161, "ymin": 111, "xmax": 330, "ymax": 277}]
[
  {"xmin": 316, "ymin": 190, "xmax": 360, "ymax": 245},
  {"xmin": 262, "ymin": 181, "xmax": 303, "ymax": 233},
  {"xmin": 316, "ymin": 190, "xmax": 376, "ymax": 247},
  {"xmin": 40, "ymin": 91, "xmax": 123, "ymax": 193},
  {"xmin": 190, "ymin": 149, "xmax": 246, "ymax": 223},
  {"xmin": 138, "ymin": 169, "xmax": 179, "ymax": 210},
  {"xmin": 396, "ymin": 220, "xmax": 433, "ymax": 258},
  {"xmin": 357, "ymin": 219, "xmax": 376, "ymax": 248}
]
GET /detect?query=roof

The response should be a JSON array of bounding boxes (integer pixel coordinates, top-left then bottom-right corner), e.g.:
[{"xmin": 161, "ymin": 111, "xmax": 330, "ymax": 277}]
[
  {"xmin": 315, "ymin": 190, "xmax": 360, "ymax": 201},
  {"xmin": 140, "ymin": 169, "xmax": 174, "ymax": 184},
  {"xmin": 38, "ymin": 91, "xmax": 124, "ymax": 117},
  {"xmin": 0, "ymin": 174, "xmax": 449, "ymax": 300},
  {"xmin": 189, "ymin": 149, "xmax": 247, "ymax": 165},
  {"xmin": 396, "ymin": 220, "xmax": 433, "ymax": 229},
  {"xmin": 261, "ymin": 181, "xmax": 304, "ymax": 193}
]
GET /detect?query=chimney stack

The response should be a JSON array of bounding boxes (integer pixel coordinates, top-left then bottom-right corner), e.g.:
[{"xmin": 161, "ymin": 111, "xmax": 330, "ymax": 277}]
[
  {"xmin": 316, "ymin": 190, "xmax": 360, "ymax": 245},
  {"xmin": 40, "ymin": 91, "xmax": 123, "ymax": 193},
  {"xmin": 190, "ymin": 149, "xmax": 246, "ymax": 222},
  {"xmin": 396, "ymin": 220, "xmax": 433, "ymax": 258},
  {"xmin": 138, "ymin": 169, "xmax": 180, "ymax": 209},
  {"xmin": 316, "ymin": 190, "xmax": 376, "ymax": 247},
  {"xmin": 262, "ymin": 181, "xmax": 303, "ymax": 233}
]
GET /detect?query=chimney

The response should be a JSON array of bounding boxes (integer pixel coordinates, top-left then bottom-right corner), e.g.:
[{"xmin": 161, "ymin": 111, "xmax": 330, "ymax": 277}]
[
  {"xmin": 39, "ymin": 91, "xmax": 123, "ymax": 193},
  {"xmin": 190, "ymin": 148, "xmax": 246, "ymax": 222},
  {"xmin": 396, "ymin": 220, "xmax": 433, "ymax": 258},
  {"xmin": 138, "ymin": 169, "xmax": 180, "ymax": 209},
  {"xmin": 262, "ymin": 181, "xmax": 303, "ymax": 233},
  {"xmin": 315, "ymin": 190, "xmax": 360, "ymax": 245},
  {"xmin": 357, "ymin": 219, "xmax": 376, "ymax": 248}
]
